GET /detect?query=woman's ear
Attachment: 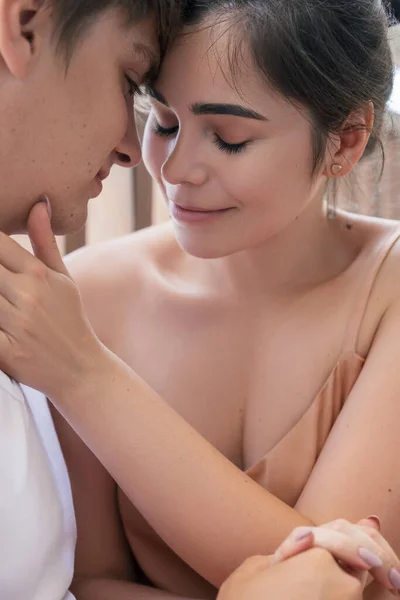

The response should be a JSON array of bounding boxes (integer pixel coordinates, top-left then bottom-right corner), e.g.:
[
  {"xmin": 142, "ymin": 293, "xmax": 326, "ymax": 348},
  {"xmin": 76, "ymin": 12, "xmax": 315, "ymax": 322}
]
[
  {"xmin": 0, "ymin": 0, "xmax": 47, "ymax": 79},
  {"xmin": 323, "ymin": 101, "xmax": 375, "ymax": 178}
]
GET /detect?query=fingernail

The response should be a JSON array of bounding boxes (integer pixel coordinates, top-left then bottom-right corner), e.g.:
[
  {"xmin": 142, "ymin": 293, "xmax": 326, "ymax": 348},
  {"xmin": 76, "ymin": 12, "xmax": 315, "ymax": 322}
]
[
  {"xmin": 366, "ymin": 515, "xmax": 381, "ymax": 530},
  {"xmin": 39, "ymin": 195, "xmax": 52, "ymax": 219},
  {"xmin": 358, "ymin": 548, "xmax": 383, "ymax": 568},
  {"xmin": 294, "ymin": 528, "xmax": 314, "ymax": 542},
  {"xmin": 389, "ymin": 568, "xmax": 400, "ymax": 590}
]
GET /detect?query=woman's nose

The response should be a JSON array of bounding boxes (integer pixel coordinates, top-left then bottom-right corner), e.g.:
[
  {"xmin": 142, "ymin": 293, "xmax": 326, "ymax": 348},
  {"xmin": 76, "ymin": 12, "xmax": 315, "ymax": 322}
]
[{"xmin": 161, "ymin": 135, "xmax": 208, "ymax": 186}]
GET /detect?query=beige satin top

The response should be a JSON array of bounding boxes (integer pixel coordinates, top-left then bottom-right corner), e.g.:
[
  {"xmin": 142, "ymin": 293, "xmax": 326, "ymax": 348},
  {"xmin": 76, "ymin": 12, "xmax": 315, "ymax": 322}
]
[{"xmin": 119, "ymin": 227, "xmax": 400, "ymax": 597}]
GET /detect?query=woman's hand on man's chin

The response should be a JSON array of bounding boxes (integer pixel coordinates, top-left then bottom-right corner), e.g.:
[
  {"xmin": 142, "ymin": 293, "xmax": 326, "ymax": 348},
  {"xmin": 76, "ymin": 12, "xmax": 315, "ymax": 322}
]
[{"xmin": 0, "ymin": 200, "xmax": 105, "ymax": 398}]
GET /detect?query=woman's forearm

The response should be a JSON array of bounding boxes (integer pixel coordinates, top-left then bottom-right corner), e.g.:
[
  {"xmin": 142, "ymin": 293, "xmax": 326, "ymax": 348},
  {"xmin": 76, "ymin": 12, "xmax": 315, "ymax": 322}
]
[{"xmin": 52, "ymin": 347, "xmax": 312, "ymax": 588}]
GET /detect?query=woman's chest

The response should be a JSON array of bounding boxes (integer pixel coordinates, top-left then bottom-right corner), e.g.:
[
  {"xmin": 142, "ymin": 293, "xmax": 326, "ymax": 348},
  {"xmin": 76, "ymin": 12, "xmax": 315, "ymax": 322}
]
[{"xmin": 109, "ymin": 287, "xmax": 360, "ymax": 472}]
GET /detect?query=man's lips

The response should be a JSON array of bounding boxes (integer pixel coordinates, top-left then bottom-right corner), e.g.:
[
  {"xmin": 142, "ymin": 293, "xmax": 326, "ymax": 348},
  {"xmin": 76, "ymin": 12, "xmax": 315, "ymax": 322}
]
[{"xmin": 97, "ymin": 168, "xmax": 111, "ymax": 182}]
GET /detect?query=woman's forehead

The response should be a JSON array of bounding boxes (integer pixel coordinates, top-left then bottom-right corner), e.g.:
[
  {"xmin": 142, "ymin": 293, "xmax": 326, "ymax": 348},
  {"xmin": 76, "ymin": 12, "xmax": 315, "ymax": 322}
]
[{"xmin": 156, "ymin": 25, "xmax": 299, "ymax": 123}]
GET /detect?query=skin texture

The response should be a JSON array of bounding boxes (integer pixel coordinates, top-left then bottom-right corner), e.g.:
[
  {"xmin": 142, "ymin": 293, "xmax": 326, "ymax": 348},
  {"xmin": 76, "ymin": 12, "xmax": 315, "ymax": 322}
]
[
  {"xmin": 1, "ymin": 210, "xmax": 399, "ymax": 599},
  {"xmin": 217, "ymin": 550, "xmax": 363, "ymax": 600},
  {"xmin": 0, "ymin": 0, "xmax": 156, "ymax": 235},
  {"xmin": 56, "ymin": 23, "xmax": 398, "ymax": 599},
  {"xmin": 0, "ymin": 1, "xmax": 165, "ymax": 598},
  {"xmin": 0, "ymin": 8, "xmax": 399, "ymax": 600}
]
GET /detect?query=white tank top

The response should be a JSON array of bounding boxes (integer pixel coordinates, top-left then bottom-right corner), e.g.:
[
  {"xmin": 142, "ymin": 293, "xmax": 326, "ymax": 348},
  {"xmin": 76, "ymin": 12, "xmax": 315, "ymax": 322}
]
[{"xmin": 0, "ymin": 371, "xmax": 76, "ymax": 600}]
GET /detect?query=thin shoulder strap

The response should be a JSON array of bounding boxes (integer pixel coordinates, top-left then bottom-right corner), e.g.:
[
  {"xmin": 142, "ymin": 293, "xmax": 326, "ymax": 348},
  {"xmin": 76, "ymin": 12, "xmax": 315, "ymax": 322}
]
[{"xmin": 342, "ymin": 226, "xmax": 400, "ymax": 354}]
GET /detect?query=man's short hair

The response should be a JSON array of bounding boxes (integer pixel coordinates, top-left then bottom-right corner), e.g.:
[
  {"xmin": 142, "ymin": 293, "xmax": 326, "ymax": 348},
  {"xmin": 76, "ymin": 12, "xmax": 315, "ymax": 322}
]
[{"xmin": 50, "ymin": 0, "xmax": 183, "ymax": 59}]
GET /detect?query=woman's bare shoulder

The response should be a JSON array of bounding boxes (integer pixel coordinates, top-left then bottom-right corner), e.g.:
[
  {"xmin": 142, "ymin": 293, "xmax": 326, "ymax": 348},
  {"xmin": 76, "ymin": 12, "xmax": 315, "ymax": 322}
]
[
  {"xmin": 340, "ymin": 212, "xmax": 400, "ymax": 354},
  {"xmin": 65, "ymin": 222, "xmax": 183, "ymax": 337},
  {"xmin": 66, "ymin": 222, "xmax": 181, "ymax": 287},
  {"xmin": 355, "ymin": 214, "xmax": 400, "ymax": 302}
]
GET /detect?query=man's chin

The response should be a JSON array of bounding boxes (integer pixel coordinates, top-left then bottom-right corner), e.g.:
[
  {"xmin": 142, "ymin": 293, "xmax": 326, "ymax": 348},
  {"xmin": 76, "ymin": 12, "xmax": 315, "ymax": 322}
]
[
  {"xmin": 50, "ymin": 206, "xmax": 88, "ymax": 237},
  {"xmin": 51, "ymin": 222, "xmax": 86, "ymax": 237}
]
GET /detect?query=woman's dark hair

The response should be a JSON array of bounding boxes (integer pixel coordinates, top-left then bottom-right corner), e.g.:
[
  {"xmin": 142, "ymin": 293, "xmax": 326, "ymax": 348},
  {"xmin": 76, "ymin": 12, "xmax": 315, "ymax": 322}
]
[
  {"xmin": 182, "ymin": 0, "xmax": 394, "ymax": 172},
  {"xmin": 50, "ymin": 0, "xmax": 183, "ymax": 59},
  {"xmin": 388, "ymin": 0, "xmax": 400, "ymax": 21}
]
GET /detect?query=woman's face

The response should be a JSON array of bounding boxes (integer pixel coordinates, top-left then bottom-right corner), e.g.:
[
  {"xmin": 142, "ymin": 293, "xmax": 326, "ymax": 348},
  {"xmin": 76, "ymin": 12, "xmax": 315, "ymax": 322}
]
[{"xmin": 143, "ymin": 22, "xmax": 330, "ymax": 259}]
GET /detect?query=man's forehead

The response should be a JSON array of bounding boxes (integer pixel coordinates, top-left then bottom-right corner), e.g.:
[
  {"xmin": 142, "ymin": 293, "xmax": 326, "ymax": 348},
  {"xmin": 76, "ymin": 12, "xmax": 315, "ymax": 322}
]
[
  {"xmin": 125, "ymin": 10, "xmax": 160, "ymax": 81},
  {"xmin": 132, "ymin": 41, "xmax": 160, "ymax": 80}
]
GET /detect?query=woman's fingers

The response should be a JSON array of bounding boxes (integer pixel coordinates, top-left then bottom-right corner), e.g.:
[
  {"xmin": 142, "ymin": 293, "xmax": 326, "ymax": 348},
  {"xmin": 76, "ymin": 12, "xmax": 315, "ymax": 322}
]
[
  {"xmin": 357, "ymin": 516, "xmax": 381, "ymax": 531},
  {"xmin": 276, "ymin": 526, "xmax": 372, "ymax": 571},
  {"xmin": 0, "ymin": 231, "xmax": 38, "ymax": 273},
  {"xmin": 272, "ymin": 519, "xmax": 400, "ymax": 596},
  {"xmin": 0, "ymin": 265, "xmax": 20, "ymax": 306},
  {"xmin": 27, "ymin": 201, "xmax": 70, "ymax": 276},
  {"xmin": 316, "ymin": 520, "xmax": 400, "ymax": 596},
  {"xmin": 272, "ymin": 529, "xmax": 315, "ymax": 564},
  {"xmin": 0, "ymin": 294, "xmax": 15, "ymax": 332},
  {"xmin": 0, "ymin": 201, "xmax": 67, "ymax": 277}
]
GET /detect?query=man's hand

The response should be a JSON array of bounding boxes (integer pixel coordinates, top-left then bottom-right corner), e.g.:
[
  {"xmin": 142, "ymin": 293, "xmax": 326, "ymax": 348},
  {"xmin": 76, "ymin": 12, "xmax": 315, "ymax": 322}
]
[
  {"xmin": 273, "ymin": 518, "xmax": 400, "ymax": 593},
  {"xmin": 218, "ymin": 518, "xmax": 400, "ymax": 600},
  {"xmin": 218, "ymin": 549, "xmax": 362, "ymax": 600}
]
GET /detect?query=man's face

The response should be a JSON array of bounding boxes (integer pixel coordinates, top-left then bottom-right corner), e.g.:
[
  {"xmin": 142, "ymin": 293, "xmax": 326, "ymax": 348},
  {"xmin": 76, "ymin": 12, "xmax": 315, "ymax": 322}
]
[{"xmin": 0, "ymin": 5, "xmax": 159, "ymax": 234}]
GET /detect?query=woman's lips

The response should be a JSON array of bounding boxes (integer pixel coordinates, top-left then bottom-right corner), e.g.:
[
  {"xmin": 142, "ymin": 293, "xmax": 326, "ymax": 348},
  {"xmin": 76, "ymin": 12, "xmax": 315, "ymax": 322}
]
[{"xmin": 170, "ymin": 202, "xmax": 234, "ymax": 223}]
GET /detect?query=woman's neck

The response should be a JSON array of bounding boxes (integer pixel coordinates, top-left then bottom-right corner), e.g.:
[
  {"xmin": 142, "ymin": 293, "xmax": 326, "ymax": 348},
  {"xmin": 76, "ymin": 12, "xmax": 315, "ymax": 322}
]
[{"xmin": 210, "ymin": 198, "xmax": 360, "ymax": 300}]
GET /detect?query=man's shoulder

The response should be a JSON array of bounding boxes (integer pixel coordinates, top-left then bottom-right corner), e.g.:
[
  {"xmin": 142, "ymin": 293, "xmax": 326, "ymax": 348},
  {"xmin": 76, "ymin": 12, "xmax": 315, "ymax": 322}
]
[
  {"xmin": 0, "ymin": 374, "xmax": 49, "ymax": 421},
  {"xmin": 0, "ymin": 371, "xmax": 25, "ymax": 403}
]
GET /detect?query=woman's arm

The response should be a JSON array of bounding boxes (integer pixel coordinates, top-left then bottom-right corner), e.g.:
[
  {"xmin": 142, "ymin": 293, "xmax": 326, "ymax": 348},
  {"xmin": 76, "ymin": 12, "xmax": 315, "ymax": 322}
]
[
  {"xmin": 52, "ymin": 408, "xmax": 192, "ymax": 600},
  {"xmin": 44, "ymin": 295, "xmax": 400, "ymax": 589},
  {"xmin": 0, "ymin": 206, "xmax": 399, "ymax": 590},
  {"xmin": 47, "ymin": 323, "xmax": 400, "ymax": 589},
  {"xmin": 74, "ymin": 579, "xmax": 198, "ymax": 600},
  {"xmin": 49, "ymin": 344, "xmax": 313, "ymax": 586},
  {"xmin": 294, "ymin": 300, "xmax": 400, "ymax": 547}
]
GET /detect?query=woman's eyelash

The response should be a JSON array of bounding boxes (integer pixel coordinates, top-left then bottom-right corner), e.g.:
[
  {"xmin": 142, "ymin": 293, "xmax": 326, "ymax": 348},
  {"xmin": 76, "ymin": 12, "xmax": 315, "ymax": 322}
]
[
  {"xmin": 213, "ymin": 135, "xmax": 249, "ymax": 155},
  {"xmin": 153, "ymin": 122, "xmax": 179, "ymax": 137},
  {"xmin": 153, "ymin": 120, "xmax": 249, "ymax": 154},
  {"xmin": 125, "ymin": 77, "xmax": 143, "ymax": 98}
]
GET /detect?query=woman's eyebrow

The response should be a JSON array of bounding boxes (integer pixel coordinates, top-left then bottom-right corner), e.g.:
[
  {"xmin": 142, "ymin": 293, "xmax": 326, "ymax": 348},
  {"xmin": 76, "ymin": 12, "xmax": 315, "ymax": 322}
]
[
  {"xmin": 146, "ymin": 88, "xmax": 268, "ymax": 121},
  {"xmin": 190, "ymin": 102, "xmax": 268, "ymax": 120}
]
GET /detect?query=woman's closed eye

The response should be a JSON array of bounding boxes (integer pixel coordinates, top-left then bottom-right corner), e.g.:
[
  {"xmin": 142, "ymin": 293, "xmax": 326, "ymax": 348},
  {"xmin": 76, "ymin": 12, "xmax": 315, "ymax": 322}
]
[
  {"xmin": 214, "ymin": 135, "xmax": 249, "ymax": 155},
  {"xmin": 153, "ymin": 119, "xmax": 250, "ymax": 155},
  {"xmin": 153, "ymin": 121, "xmax": 179, "ymax": 137}
]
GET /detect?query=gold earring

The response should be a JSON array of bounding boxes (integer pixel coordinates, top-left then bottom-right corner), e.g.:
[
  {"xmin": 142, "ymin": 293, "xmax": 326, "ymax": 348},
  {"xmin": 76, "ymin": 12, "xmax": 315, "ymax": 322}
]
[{"xmin": 331, "ymin": 164, "xmax": 343, "ymax": 176}]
